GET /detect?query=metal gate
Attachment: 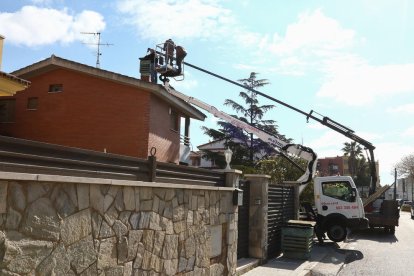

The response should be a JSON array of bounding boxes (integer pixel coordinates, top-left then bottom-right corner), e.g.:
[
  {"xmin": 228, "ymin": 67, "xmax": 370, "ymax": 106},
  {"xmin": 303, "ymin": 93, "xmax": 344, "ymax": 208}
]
[
  {"xmin": 267, "ymin": 184, "xmax": 295, "ymax": 258},
  {"xmin": 237, "ymin": 179, "xmax": 250, "ymax": 259}
]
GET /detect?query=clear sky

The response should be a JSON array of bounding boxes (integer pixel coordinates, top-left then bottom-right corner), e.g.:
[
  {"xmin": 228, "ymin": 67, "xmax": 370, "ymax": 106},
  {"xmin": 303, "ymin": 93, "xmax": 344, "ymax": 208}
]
[{"xmin": 1, "ymin": 0, "xmax": 414, "ymax": 185}]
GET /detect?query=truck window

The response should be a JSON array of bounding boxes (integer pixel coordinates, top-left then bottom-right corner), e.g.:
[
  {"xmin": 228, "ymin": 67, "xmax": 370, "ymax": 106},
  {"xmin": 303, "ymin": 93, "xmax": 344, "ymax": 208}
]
[{"xmin": 321, "ymin": 181, "xmax": 355, "ymax": 202}]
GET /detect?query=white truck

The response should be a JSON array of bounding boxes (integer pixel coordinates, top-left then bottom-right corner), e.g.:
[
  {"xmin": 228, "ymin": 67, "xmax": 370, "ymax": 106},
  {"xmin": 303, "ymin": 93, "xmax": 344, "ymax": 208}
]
[
  {"xmin": 313, "ymin": 176, "xmax": 368, "ymax": 242},
  {"xmin": 150, "ymin": 45, "xmax": 368, "ymax": 242}
]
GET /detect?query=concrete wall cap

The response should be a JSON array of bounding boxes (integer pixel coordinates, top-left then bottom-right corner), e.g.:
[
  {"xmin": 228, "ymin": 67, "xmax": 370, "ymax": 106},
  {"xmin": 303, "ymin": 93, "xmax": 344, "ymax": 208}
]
[
  {"xmin": 0, "ymin": 172, "xmax": 235, "ymax": 192},
  {"xmin": 244, "ymin": 174, "xmax": 271, "ymax": 179}
]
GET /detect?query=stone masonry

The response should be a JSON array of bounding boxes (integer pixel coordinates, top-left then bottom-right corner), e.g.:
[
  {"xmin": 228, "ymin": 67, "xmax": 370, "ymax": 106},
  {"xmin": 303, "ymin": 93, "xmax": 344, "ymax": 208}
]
[{"xmin": 0, "ymin": 174, "xmax": 238, "ymax": 275}]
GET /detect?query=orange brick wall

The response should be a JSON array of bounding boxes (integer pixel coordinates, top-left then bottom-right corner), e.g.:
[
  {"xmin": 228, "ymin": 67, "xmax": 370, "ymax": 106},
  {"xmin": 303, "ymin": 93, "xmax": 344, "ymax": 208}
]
[
  {"xmin": 1, "ymin": 68, "xmax": 152, "ymax": 159},
  {"xmin": 148, "ymin": 95, "xmax": 180, "ymax": 163}
]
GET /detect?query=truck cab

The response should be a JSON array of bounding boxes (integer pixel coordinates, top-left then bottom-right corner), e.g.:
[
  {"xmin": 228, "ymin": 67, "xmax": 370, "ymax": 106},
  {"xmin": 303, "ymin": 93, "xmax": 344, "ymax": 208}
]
[{"xmin": 313, "ymin": 176, "xmax": 369, "ymax": 242}]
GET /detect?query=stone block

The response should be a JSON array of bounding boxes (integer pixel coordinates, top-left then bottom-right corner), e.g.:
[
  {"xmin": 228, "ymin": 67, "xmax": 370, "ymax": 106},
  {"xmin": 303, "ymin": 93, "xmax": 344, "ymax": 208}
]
[
  {"xmin": 119, "ymin": 211, "xmax": 131, "ymax": 228},
  {"xmin": 61, "ymin": 208, "xmax": 92, "ymax": 246},
  {"xmin": 124, "ymin": 261, "xmax": 133, "ymax": 276},
  {"xmin": 27, "ymin": 182, "xmax": 50, "ymax": 203},
  {"xmin": 67, "ymin": 235, "xmax": 97, "ymax": 274},
  {"xmin": 140, "ymin": 187, "xmax": 152, "ymax": 200},
  {"xmin": 9, "ymin": 182, "xmax": 25, "ymax": 212},
  {"xmin": 127, "ymin": 230, "xmax": 143, "ymax": 261},
  {"xmin": 22, "ymin": 198, "xmax": 60, "ymax": 241},
  {"xmin": 165, "ymin": 189, "xmax": 175, "ymax": 201},
  {"xmin": 123, "ymin": 186, "xmax": 135, "ymax": 211},
  {"xmin": 185, "ymin": 235, "xmax": 196, "ymax": 258},
  {"xmin": 141, "ymin": 250, "xmax": 152, "ymax": 270},
  {"xmin": 90, "ymin": 185, "xmax": 104, "ymax": 214},
  {"xmin": 117, "ymin": 236, "xmax": 129, "ymax": 264},
  {"xmin": 140, "ymin": 200, "xmax": 153, "ymax": 211},
  {"xmin": 134, "ymin": 188, "xmax": 140, "ymax": 211},
  {"xmin": 99, "ymin": 219, "xmax": 115, "ymax": 239},
  {"xmin": 150, "ymin": 253, "xmax": 162, "ymax": 273},
  {"xmin": 142, "ymin": 230, "xmax": 154, "ymax": 251},
  {"xmin": 103, "ymin": 194, "xmax": 115, "ymax": 212},
  {"xmin": 36, "ymin": 243, "xmax": 72, "ymax": 276},
  {"xmin": 130, "ymin": 212, "xmax": 140, "ymax": 229},
  {"xmin": 5, "ymin": 208, "xmax": 21, "ymax": 230},
  {"xmin": 133, "ymin": 242, "xmax": 145, "ymax": 268},
  {"xmin": 3, "ymin": 233, "xmax": 54, "ymax": 275},
  {"xmin": 0, "ymin": 181, "xmax": 8, "ymax": 213},
  {"xmin": 153, "ymin": 231, "xmax": 165, "ymax": 256},
  {"xmin": 113, "ymin": 220, "xmax": 128, "ymax": 239},
  {"xmin": 153, "ymin": 188, "xmax": 166, "ymax": 200},
  {"xmin": 162, "ymin": 234, "xmax": 178, "ymax": 259},
  {"xmin": 163, "ymin": 259, "xmax": 178, "ymax": 275},
  {"xmin": 79, "ymin": 262, "xmax": 98, "ymax": 276},
  {"xmin": 97, "ymin": 237, "xmax": 117, "ymax": 270},
  {"xmin": 174, "ymin": 221, "xmax": 186, "ymax": 234},
  {"xmin": 139, "ymin": 212, "xmax": 151, "ymax": 229},
  {"xmin": 210, "ymin": 263, "xmax": 224, "ymax": 276},
  {"xmin": 91, "ymin": 211, "xmax": 103, "ymax": 239},
  {"xmin": 210, "ymin": 225, "xmax": 222, "ymax": 258},
  {"xmin": 114, "ymin": 190, "xmax": 125, "ymax": 212},
  {"xmin": 149, "ymin": 212, "xmax": 162, "ymax": 231},
  {"xmin": 173, "ymin": 205, "xmax": 185, "ymax": 222},
  {"xmin": 104, "ymin": 266, "xmax": 124, "ymax": 276},
  {"xmin": 52, "ymin": 186, "xmax": 77, "ymax": 218},
  {"xmin": 77, "ymin": 183, "xmax": 90, "ymax": 210}
]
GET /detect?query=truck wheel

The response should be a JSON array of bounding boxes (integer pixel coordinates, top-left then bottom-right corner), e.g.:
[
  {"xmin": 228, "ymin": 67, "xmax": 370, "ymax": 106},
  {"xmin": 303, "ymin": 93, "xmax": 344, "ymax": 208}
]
[{"xmin": 327, "ymin": 223, "xmax": 347, "ymax": 242}]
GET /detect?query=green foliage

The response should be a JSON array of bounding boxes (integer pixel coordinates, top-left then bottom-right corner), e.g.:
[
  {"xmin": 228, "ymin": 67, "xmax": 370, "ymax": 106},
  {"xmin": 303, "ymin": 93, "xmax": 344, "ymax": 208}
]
[
  {"xmin": 299, "ymin": 181, "xmax": 315, "ymax": 205},
  {"xmin": 201, "ymin": 72, "xmax": 285, "ymax": 168},
  {"xmin": 342, "ymin": 141, "xmax": 370, "ymax": 187}
]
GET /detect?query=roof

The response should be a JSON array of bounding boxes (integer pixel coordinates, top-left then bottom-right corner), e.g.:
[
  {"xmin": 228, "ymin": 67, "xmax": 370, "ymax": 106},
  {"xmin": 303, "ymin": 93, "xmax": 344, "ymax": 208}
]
[
  {"xmin": 0, "ymin": 71, "xmax": 30, "ymax": 96},
  {"xmin": 12, "ymin": 55, "xmax": 206, "ymax": 121}
]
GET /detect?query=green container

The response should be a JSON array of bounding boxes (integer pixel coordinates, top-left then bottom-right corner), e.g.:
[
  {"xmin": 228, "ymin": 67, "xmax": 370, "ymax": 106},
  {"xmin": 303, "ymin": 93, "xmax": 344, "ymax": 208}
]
[{"xmin": 281, "ymin": 223, "xmax": 314, "ymax": 260}]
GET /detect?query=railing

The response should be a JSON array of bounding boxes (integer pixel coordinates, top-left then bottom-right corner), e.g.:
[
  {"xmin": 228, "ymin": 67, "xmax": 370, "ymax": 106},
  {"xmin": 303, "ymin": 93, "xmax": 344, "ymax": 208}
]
[{"xmin": 0, "ymin": 136, "xmax": 225, "ymax": 186}]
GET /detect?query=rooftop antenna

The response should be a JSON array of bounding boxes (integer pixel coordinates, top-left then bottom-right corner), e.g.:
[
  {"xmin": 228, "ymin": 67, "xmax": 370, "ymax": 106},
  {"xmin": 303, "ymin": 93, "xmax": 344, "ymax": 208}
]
[{"xmin": 81, "ymin": 32, "xmax": 113, "ymax": 68}]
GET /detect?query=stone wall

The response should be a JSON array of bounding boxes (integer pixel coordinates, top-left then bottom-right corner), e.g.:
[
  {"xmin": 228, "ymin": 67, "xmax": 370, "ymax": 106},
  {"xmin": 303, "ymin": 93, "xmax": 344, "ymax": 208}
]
[{"xmin": 0, "ymin": 173, "xmax": 238, "ymax": 275}]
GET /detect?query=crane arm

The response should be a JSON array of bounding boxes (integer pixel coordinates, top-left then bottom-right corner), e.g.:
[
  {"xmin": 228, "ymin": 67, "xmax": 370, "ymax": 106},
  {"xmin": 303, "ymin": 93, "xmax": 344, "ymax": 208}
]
[{"xmin": 163, "ymin": 82, "xmax": 317, "ymax": 185}]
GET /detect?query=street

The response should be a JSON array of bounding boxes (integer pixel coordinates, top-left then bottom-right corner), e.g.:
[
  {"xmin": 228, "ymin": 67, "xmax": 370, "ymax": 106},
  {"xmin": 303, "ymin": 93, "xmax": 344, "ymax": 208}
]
[{"xmin": 339, "ymin": 211, "xmax": 414, "ymax": 275}]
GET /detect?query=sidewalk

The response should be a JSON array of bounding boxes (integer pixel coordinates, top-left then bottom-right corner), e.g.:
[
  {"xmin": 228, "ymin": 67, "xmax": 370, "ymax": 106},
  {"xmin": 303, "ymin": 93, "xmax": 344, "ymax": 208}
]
[{"xmin": 238, "ymin": 240, "xmax": 348, "ymax": 276}]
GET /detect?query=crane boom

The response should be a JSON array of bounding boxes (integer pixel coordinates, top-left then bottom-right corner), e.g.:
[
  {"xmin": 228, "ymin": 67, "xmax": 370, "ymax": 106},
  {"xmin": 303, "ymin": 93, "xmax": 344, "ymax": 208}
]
[
  {"xmin": 181, "ymin": 60, "xmax": 378, "ymax": 195},
  {"xmin": 162, "ymin": 81, "xmax": 317, "ymax": 186}
]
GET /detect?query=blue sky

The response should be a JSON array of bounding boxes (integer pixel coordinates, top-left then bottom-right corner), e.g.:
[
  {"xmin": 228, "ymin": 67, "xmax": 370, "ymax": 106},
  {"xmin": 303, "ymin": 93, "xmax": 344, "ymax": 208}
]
[{"xmin": 1, "ymin": 0, "xmax": 414, "ymax": 185}]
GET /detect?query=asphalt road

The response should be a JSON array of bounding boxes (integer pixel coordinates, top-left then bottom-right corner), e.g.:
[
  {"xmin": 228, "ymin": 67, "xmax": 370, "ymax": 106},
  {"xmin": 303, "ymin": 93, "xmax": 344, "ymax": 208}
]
[{"xmin": 339, "ymin": 211, "xmax": 414, "ymax": 275}]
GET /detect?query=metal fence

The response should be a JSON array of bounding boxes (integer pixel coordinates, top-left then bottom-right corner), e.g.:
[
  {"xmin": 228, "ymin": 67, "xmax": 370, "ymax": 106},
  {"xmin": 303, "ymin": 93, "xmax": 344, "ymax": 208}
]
[
  {"xmin": 267, "ymin": 184, "xmax": 295, "ymax": 258},
  {"xmin": 0, "ymin": 135, "xmax": 225, "ymax": 186}
]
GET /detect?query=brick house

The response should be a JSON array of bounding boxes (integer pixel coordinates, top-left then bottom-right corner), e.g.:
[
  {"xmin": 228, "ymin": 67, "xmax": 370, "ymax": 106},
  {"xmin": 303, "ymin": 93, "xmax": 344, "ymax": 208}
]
[{"xmin": 0, "ymin": 55, "xmax": 205, "ymax": 163}]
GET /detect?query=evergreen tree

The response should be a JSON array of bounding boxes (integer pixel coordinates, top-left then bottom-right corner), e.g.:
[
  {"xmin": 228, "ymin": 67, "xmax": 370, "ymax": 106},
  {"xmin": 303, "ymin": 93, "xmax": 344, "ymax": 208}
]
[{"xmin": 201, "ymin": 72, "xmax": 287, "ymax": 167}]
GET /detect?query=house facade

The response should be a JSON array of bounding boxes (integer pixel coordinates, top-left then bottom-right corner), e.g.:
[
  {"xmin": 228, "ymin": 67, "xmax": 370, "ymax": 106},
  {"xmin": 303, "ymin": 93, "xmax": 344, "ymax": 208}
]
[
  {"xmin": 0, "ymin": 55, "xmax": 205, "ymax": 164},
  {"xmin": 0, "ymin": 35, "xmax": 30, "ymax": 97},
  {"xmin": 316, "ymin": 156, "xmax": 350, "ymax": 176}
]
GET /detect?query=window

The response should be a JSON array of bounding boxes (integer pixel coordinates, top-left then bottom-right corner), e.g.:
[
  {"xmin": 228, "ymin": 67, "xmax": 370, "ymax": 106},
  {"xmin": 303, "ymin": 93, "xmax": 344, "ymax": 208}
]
[
  {"xmin": 49, "ymin": 84, "xmax": 63, "ymax": 93},
  {"xmin": 322, "ymin": 181, "xmax": 355, "ymax": 202},
  {"xmin": 0, "ymin": 99, "xmax": 16, "ymax": 122},
  {"xmin": 27, "ymin": 97, "xmax": 38, "ymax": 110},
  {"xmin": 170, "ymin": 109, "xmax": 179, "ymax": 132}
]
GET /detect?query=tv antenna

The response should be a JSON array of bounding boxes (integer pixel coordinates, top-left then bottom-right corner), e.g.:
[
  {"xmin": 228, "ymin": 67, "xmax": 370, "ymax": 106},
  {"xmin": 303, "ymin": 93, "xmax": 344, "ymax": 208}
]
[{"xmin": 81, "ymin": 32, "xmax": 113, "ymax": 68}]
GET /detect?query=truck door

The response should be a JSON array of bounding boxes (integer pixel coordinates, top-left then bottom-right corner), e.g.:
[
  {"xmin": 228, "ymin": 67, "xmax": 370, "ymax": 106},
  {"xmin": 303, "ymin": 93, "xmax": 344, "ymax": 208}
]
[{"xmin": 318, "ymin": 180, "xmax": 361, "ymax": 219}]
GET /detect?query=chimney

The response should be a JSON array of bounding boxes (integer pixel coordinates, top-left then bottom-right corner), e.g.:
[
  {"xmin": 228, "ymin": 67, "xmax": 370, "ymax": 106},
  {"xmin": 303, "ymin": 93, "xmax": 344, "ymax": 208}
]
[
  {"xmin": 0, "ymin": 35, "xmax": 4, "ymax": 71},
  {"xmin": 139, "ymin": 58, "xmax": 151, "ymax": 82}
]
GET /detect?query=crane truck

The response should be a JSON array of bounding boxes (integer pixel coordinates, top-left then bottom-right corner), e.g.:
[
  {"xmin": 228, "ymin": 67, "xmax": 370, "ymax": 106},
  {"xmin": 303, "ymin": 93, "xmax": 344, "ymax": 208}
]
[{"xmin": 143, "ymin": 44, "xmax": 369, "ymax": 242}]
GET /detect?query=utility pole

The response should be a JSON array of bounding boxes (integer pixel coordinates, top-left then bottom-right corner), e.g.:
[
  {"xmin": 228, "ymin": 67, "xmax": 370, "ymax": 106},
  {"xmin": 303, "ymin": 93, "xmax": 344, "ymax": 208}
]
[
  {"xmin": 394, "ymin": 168, "xmax": 397, "ymax": 200},
  {"xmin": 81, "ymin": 32, "xmax": 113, "ymax": 68}
]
